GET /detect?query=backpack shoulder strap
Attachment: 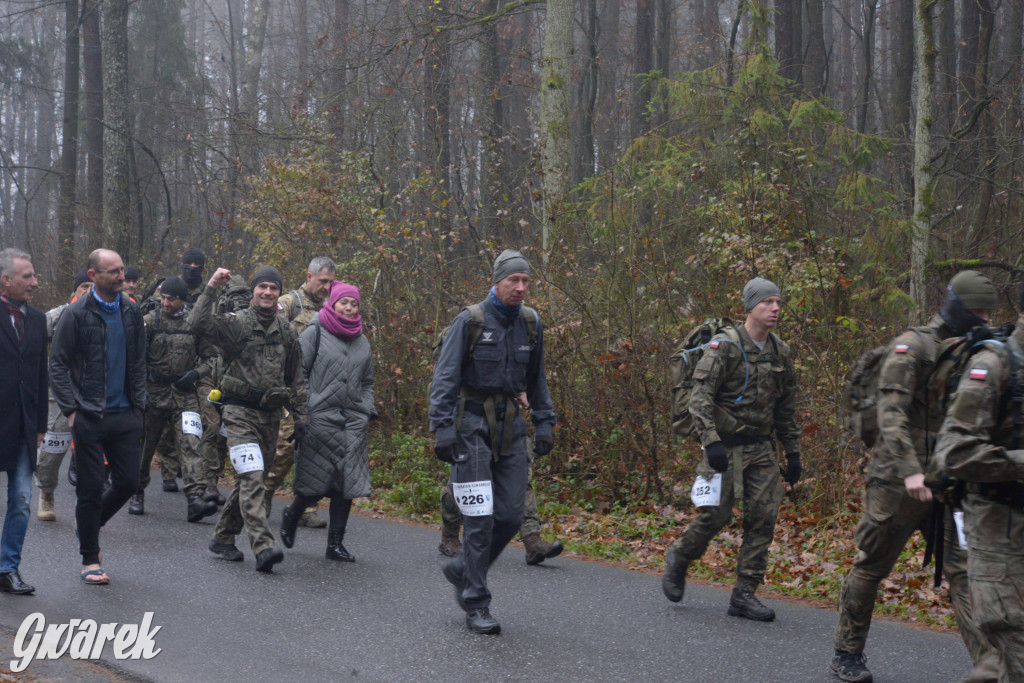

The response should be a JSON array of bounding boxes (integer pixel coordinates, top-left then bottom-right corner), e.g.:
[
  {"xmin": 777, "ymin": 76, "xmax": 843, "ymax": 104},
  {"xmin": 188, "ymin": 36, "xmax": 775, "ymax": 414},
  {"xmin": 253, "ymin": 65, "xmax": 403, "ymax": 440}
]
[
  {"xmin": 521, "ymin": 305, "xmax": 539, "ymax": 347},
  {"xmin": 464, "ymin": 303, "xmax": 486, "ymax": 355}
]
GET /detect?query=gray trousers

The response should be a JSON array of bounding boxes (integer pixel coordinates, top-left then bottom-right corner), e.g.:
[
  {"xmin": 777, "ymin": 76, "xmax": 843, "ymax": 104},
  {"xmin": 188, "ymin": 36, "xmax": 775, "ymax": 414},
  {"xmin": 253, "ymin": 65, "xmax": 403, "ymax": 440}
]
[
  {"xmin": 441, "ymin": 454, "xmax": 542, "ymax": 538},
  {"xmin": 35, "ymin": 400, "xmax": 71, "ymax": 493},
  {"xmin": 447, "ymin": 412, "xmax": 529, "ymax": 609}
]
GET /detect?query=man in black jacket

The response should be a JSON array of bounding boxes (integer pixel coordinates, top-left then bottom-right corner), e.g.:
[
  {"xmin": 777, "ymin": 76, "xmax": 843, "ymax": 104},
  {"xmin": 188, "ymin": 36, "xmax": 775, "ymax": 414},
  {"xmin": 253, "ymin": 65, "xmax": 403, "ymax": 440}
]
[
  {"xmin": 0, "ymin": 249, "xmax": 47, "ymax": 595},
  {"xmin": 50, "ymin": 248, "xmax": 147, "ymax": 585}
]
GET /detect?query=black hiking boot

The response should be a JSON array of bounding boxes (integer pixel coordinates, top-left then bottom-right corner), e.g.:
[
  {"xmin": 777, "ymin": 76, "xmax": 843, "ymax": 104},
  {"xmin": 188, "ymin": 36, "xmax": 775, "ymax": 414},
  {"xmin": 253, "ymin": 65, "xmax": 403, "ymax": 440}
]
[
  {"xmin": 465, "ymin": 608, "xmax": 501, "ymax": 635},
  {"xmin": 325, "ymin": 528, "xmax": 355, "ymax": 562},
  {"xmin": 280, "ymin": 504, "xmax": 300, "ymax": 549},
  {"xmin": 203, "ymin": 486, "xmax": 224, "ymax": 505},
  {"xmin": 186, "ymin": 495, "xmax": 218, "ymax": 523},
  {"xmin": 831, "ymin": 651, "xmax": 872, "ymax": 682},
  {"xmin": 208, "ymin": 540, "xmax": 244, "ymax": 562},
  {"xmin": 162, "ymin": 479, "xmax": 179, "ymax": 493},
  {"xmin": 661, "ymin": 551, "xmax": 688, "ymax": 603},
  {"xmin": 727, "ymin": 588, "xmax": 775, "ymax": 621},
  {"xmin": 128, "ymin": 492, "xmax": 145, "ymax": 516},
  {"xmin": 255, "ymin": 547, "xmax": 284, "ymax": 573}
]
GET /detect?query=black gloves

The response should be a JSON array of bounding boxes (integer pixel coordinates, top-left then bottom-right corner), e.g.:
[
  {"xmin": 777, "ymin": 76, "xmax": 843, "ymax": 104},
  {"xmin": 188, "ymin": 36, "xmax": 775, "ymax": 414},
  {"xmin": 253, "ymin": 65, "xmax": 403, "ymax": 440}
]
[
  {"xmin": 435, "ymin": 437, "xmax": 457, "ymax": 464},
  {"xmin": 705, "ymin": 441, "xmax": 729, "ymax": 472},
  {"xmin": 289, "ymin": 423, "xmax": 308, "ymax": 444},
  {"xmin": 784, "ymin": 452, "xmax": 802, "ymax": 484},
  {"xmin": 173, "ymin": 370, "xmax": 200, "ymax": 390},
  {"xmin": 534, "ymin": 434, "xmax": 553, "ymax": 456}
]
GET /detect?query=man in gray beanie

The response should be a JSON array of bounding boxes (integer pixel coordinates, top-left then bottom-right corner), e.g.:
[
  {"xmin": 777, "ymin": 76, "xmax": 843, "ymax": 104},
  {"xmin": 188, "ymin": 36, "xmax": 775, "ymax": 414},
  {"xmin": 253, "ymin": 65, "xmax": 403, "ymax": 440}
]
[
  {"xmin": 190, "ymin": 265, "xmax": 307, "ymax": 573},
  {"xmin": 430, "ymin": 249, "xmax": 556, "ymax": 634},
  {"xmin": 663, "ymin": 276, "xmax": 801, "ymax": 622}
]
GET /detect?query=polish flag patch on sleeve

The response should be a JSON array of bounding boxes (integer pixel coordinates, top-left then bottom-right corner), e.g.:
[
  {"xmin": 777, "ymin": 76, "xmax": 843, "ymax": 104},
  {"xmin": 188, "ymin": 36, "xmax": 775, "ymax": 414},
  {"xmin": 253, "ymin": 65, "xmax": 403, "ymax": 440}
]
[
  {"xmin": 709, "ymin": 341, "xmax": 720, "ymax": 349},
  {"xmin": 968, "ymin": 368, "xmax": 989, "ymax": 380},
  {"xmin": 894, "ymin": 344, "xmax": 910, "ymax": 353}
]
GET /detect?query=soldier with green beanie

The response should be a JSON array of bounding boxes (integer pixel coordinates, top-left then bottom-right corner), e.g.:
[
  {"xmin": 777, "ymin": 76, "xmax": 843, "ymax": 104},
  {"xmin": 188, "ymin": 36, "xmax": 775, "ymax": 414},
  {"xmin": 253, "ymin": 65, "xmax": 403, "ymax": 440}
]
[
  {"xmin": 831, "ymin": 270, "xmax": 1000, "ymax": 683},
  {"xmin": 662, "ymin": 276, "xmax": 801, "ymax": 622},
  {"xmin": 191, "ymin": 264, "xmax": 307, "ymax": 573},
  {"xmin": 934, "ymin": 297, "xmax": 1024, "ymax": 682}
]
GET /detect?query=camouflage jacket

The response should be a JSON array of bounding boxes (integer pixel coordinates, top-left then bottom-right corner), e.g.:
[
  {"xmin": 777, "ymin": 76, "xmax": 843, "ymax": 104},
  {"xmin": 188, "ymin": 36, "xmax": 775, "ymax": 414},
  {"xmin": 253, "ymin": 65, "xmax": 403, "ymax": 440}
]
[
  {"xmin": 870, "ymin": 314, "xmax": 956, "ymax": 484},
  {"xmin": 279, "ymin": 284, "xmax": 324, "ymax": 335},
  {"xmin": 191, "ymin": 285, "xmax": 308, "ymax": 425},
  {"xmin": 688, "ymin": 324, "xmax": 799, "ymax": 453},
  {"xmin": 143, "ymin": 307, "xmax": 213, "ymax": 409}
]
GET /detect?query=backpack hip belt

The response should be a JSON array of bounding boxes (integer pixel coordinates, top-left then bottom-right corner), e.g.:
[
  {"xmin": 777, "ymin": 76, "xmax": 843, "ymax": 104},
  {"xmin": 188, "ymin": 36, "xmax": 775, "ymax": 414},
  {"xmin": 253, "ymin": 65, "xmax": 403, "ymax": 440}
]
[
  {"xmin": 966, "ymin": 481, "xmax": 1024, "ymax": 511},
  {"xmin": 458, "ymin": 386, "xmax": 519, "ymax": 461},
  {"xmin": 720, "ymin": 434, "xmax": 774, "ymax": 448}
]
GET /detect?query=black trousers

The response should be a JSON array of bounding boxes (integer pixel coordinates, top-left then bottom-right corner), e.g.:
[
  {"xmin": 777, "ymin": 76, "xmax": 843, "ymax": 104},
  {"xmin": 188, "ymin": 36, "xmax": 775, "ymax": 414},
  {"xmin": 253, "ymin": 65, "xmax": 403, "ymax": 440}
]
[{"xmin": 72, "ymin": 408, "xmax": 143, "ymax": 565}]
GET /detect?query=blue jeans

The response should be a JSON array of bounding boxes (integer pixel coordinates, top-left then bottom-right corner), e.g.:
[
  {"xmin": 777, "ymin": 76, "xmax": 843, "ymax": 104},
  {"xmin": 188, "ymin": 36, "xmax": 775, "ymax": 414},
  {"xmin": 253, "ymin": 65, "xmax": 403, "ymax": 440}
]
[{"xmin": 1, "ymin": 443, "xmax": 33, "ymax": 573}]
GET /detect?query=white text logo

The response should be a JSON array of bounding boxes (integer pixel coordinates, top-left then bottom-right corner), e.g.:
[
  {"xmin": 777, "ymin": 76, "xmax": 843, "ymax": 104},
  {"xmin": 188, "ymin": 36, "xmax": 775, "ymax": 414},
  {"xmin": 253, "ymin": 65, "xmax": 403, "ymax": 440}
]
[{"xmin": 11, "ymin": 612, "xmax": 162, "ymax": 673}]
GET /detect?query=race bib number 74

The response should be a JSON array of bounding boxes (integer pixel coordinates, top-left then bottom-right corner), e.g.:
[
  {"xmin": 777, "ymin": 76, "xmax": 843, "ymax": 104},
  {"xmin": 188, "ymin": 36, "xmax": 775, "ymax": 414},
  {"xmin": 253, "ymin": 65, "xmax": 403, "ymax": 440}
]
[
  {"xmin": 229, "ymin": 443, "xmax": 264, "ymax": 474},
  {"xmin": 452, "ymin": 480, "xmax": 494, "ymax": 517}
]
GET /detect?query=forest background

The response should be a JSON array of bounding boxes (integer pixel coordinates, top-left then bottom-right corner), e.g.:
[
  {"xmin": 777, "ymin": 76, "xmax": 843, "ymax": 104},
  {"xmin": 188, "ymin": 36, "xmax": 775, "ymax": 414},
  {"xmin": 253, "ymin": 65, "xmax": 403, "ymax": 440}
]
[{"xmin": 3, "ymin": 0, "xmax": 1023, "ymax": 628}]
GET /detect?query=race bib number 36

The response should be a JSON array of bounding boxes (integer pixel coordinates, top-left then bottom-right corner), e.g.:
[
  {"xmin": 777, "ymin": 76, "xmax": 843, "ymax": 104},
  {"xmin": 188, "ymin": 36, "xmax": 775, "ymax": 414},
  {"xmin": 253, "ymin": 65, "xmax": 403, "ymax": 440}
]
[
  {"xmin": 452, "ymin": 480, "xmax": 494, "ymax": 517},
  {"xmin": 229, "ymin": 443, "xmax": 264, "ymax": 474},
  {"xmin": 182, "ymin": 412, "xmax": 203, "ymax": 438},
  {"xmin": 41, "ymin": 431, "xmax": 72, "ymax": 454},
  {"xmin": 691, "ymin": 473, "xmax": 723, "ymax": 508}
]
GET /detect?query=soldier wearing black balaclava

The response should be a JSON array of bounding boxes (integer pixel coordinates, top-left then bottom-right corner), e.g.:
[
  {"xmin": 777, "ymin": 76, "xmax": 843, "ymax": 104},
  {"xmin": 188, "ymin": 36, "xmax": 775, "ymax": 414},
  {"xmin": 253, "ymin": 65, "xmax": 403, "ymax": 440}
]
[{"xmin": 181, "ymin": 248, "xmax": 206, "ymax": 303}]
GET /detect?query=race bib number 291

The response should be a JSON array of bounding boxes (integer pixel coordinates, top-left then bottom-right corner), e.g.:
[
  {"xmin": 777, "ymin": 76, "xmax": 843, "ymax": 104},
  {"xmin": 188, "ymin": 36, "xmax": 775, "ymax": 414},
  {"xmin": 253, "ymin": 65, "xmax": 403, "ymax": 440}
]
[
  {"xmin": 452, "ymin": 480, "xmax": 494, "ymax": 517},
  {"xmin": 229, "ymin": 443, "xmax": 264, "ymax": 474}
]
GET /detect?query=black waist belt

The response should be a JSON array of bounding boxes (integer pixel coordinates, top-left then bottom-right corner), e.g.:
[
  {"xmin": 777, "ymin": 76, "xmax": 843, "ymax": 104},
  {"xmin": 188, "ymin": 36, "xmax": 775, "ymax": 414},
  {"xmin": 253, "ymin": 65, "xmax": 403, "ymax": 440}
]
[
  {"xmin": 463, "ymin": 400, "xmax": 509, "ymax": 417},
  {"xmin": 968, "ymin": 481, "xmax": 1024, "ymax": 509},
  {"xmin": 720, "ymin": 434, "xmax": 774, "ymax": 447},
  {"xmin": 148, "ymin": 371, "xmax": 177, "ymax": 385},
  {"xmin": 222, "ymin": 395, "xmax": 261, "ymax": 410}
]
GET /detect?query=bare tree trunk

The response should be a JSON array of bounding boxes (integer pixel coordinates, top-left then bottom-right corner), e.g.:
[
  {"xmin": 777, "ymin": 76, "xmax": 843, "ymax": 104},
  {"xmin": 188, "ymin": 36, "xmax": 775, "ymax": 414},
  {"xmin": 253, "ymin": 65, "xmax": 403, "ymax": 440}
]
[
  {"xmin": 966, "ymin": 0, "xmax": 996, "ymax": 250},
  {"xmin": 959, "ymin": 0, "xmax": 979, "ymax": 110},
  {"xmin": 540, "ymin": 0, "xmax": 574, "ymax": 257},
  {"xmin": 573, "ymin": 0, "xmax": 598, "ymax": 184},
  {"xmin": 237, "ymin": 0, "xmax": 271, "ymax": 172},
  {"xmin": 890, "ymin": 0, "xmax": 913, "ymax": 135},
  {"xmin": 856, "ymin": 0, "xmax": 878, "ymax": 134},
  {"xmin": 631, "ymin": 0, "xmax": 654, "ymax": 139},
  {"xmin": 596, "ymin": 0, "xmax": 621, "ymax": 163},
  {"xmin": 774, "ymin": 0, "xmax": 802, "ymax": 83},
  {"xmin": 102, "ymin": 0, "xmax": 131, "ymax": 254},
  {"xmin": 911, "ymin": 0, "xmax": 938, "ymax": 317},
  {"xmin": 478, "ymin": 0, "xmax": 503, "ymax": 238},
  {"xmin": 804, "ymin": 0, "xmax": 827, "ymax": 94},
  {"xmin": 329, "ymin": 0, "xmax": 350, "ymax": 146},
  {"xmin": 82, "ymin": 0, "xmax": 103, "ymax": 247},
  {"xmin": 292, "ymin": 0, "xmax": 309, "ymax": 115},
  {"xmin": 425, "ymin": 0, "xmax": 452, "ymax": 233},
  {"xmin": 58, "ymin": 0, "xmax": 81, "ymax": 293},
  {"xmin": 935, "ymin": 0, "xmax": 956, "ymax": 134}
]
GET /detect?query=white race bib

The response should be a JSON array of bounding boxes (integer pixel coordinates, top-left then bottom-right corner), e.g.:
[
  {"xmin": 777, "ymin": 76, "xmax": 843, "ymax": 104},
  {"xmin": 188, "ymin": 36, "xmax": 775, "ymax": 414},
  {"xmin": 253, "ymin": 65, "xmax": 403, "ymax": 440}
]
[
  {"xmin": 219, "ymin": 422, "xmax": 228, "ymax": 437},
  {"xmin": 41, "ymin": 431, "xmax": 72, "ymax": 454},
  {"xmin": 452, "ymin": 480, "xmax": 494, "ymax": 517},
  {"xmin": 691, "ymin": 473, "xmax": 723, "ymax": 508},
  {"xmin": 182, "ymin": 411, "xmax": 203, "ymax": 438},
  {"xmin": 953, "ymin": 510, "xmax": 968, "ymax": 550},
  {"xmin": 229, "ymin": 443, "xmax": 264, "ymax": 474}
]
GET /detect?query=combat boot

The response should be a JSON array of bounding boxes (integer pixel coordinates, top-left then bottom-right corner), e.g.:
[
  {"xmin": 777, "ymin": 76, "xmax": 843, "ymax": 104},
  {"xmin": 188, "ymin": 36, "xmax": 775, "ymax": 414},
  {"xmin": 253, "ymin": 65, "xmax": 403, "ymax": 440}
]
[
  {"xmin": 438, "ymin": 535, "xmax": 462, "ymax": 557},
  {"xmin": 162, "ymin": 478, "xmax": 179, "ymax": 492},
  {"xmin": 325, "ymin": 528, "xmax": 355, "ymax": 562},
  {"xmin": 186, "ymin": 495, "xmax": 218, "ymax": 523},
  {"xmin": 299, "ymin": 508, "xmax": 327, "ymax": 528},
  {"xmin": 831, "ymin": 651, "xmax": 872, "ymax": 682},
  {"xmin": 203, "ymin": 486, "xmax": 225, "ymax": 506},
  {"xmin": 661, "ymin": 551, "xmax": 688, "ymax": 603},
  {"xmin": 37, "ymin": 491, "xmax": 56, "ymax": 521},
  {"xmin": 128, "ymin": 491, "xmax": 145, "ymax": 516},
  {"xmin": 208, "ymin": 540, "xmax": 244, "ymax": 562},
  {"xmin": 727, "ymin": 587, "xmax": 775, "ymax": 622},
  {"xmin": 465, "ymin": 608, "xmax": 501, "ymax": 635},
  {"xmin": 280, "ymin": 504, "xmax": 300, "ymax": 548},
  {"xmin": 522, "ymin": 532, "xmax": 563, "ymax": 565},
  {"xmin": 255, "ymin": 547, "xmax": 284, "ymax": 573}
]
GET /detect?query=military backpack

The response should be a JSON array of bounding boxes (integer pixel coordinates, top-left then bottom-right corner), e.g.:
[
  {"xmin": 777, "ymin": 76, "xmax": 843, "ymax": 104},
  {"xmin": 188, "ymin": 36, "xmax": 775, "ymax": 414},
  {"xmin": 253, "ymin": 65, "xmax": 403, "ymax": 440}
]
[{"xmin": 669, "ymin": 317, "xmax": 746, "ymax": 441}]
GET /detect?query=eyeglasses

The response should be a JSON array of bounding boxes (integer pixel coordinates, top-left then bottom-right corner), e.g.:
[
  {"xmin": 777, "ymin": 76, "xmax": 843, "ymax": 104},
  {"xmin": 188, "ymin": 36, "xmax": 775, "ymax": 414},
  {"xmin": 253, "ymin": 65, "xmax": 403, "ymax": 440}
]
[{"xmin": 93, "ymin": 266, "xmax": 126, "ymax": 275}]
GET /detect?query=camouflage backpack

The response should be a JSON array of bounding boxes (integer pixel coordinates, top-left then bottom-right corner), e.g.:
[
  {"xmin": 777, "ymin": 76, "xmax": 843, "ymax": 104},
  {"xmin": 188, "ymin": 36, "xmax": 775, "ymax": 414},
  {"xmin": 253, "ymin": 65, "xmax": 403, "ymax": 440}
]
[
  {"xmin": 218, "ymin": 283, "xmax": 253, "ymax": 314},
  {"xmin": 669, "ymin": 317, "xmax": 744, "ymax": 441}
]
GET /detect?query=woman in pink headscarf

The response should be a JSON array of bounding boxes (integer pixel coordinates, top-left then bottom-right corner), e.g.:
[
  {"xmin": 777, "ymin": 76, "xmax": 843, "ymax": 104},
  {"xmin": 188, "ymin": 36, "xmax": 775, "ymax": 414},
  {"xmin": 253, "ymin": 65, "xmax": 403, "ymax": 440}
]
[{"xmin": 281, "ymin": 281, "xmax": 376, "ymax": 561}]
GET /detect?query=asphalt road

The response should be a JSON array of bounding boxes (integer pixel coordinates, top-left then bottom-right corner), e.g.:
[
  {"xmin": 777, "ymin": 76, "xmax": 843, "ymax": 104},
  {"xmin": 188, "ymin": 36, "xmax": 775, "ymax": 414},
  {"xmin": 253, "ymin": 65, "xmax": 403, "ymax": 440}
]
[{"xmin": 1, "ymin": 469, "xmax": 973, "ymax": 682}]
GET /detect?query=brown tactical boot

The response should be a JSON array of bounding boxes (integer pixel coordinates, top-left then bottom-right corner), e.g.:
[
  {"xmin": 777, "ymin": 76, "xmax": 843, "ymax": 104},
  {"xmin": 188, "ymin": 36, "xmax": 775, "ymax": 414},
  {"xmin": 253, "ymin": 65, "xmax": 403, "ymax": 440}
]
[
  {"xmin": 438, "ymin": 535, "xmax": 462, "ymax": 557},
  {"xmin": 523, "ymin": 532, "xmax": 563, "ymax": 565},
  {"xmin": 37, "ymin": 491, "xmax": 56, "ymax": 521},
  {"xmin": 299, "ymin": 508, "xmax": 326, "ymax": 528}
]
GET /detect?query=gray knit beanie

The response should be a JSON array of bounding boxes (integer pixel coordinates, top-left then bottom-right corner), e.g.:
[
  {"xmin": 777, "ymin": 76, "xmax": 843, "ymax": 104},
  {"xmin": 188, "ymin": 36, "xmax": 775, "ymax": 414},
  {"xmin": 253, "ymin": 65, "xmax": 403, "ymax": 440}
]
[
  {"xmin": 492, "ymin": 249, "xmax": 531, "ymax": 284},
  {"xmin": 743, "ymin": 277, "xmax": 782, "ymax": 311}
]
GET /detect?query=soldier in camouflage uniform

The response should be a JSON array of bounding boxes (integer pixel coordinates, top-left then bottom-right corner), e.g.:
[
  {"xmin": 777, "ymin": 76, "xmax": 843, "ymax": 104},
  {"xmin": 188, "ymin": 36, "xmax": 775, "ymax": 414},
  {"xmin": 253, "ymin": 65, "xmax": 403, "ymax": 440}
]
[
  {"xmin": 831, "ymin": 271, "xmax": 1000, "ymax": 683},
  {"xmin": 662, "ymin": 277, "xmax": 801, "ymax": 622},
  {"xmin": 192, "ymin": 265, "xmax": 307, "ymax": 572},
  {"xmin": 34, "ymin": 270, "xmax": 93, "ymax": 521},
  {"xmin": 264, "ymin": 256, "xmax": 336, "ymax": 528},
  {"xmin": 128, "ymin": 277, "xmax": 218, "ymax": 523},
  {"xmin": 934, "ymin": 307, "xmax": 1024, "ymax": 683},
  {"xmin": 439, "ymin": 462, "xmax": 563, "ymax": 564}
]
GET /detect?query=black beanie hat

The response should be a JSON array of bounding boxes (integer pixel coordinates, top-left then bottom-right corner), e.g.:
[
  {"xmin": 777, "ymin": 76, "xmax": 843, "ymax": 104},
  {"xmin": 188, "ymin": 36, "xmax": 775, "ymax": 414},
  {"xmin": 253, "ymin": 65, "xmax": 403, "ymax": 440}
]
[
  {"xmin": 161, "ymin": 276, "xmax": 190, "ymax": 301},
  {"xmin": 73, "ymin": 269, "xmax": 93, "ymax": 290},
  {"xmin": 250, "ymin": 265, "xmax": 283, "ymax": 292},
  {"xmin": 124, "ymin": 266, "xmax": 139, "ymax": 281},
  {"xmin": 181, "ymin": 247, "xmax": 206, "ymax": 267}
]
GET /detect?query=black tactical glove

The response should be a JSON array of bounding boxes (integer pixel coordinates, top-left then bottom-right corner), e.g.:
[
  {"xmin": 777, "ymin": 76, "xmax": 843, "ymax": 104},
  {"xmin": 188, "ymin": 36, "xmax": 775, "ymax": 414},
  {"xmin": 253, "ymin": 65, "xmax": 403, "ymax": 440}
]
[
  {"xmin": 783, "ymin": 451, "xmax": 802, "ymax": 484},
  {"xmin": 435, "ymin": 437, "xmax": 457, "ymax": 464},
  {"xmin": 705, "ymin": 441, "xmax": 729, "ymax": 473},
  {"xmin": 534, "ymin": 434, "xmax": 553, "ymax": 456},
  {"xmin": 288, "ymin": 423, "xmax": 308, "ymax": 444},
  {"xmin": 173, "ymin": 370, "xmax": 200, "ymax": 390}
]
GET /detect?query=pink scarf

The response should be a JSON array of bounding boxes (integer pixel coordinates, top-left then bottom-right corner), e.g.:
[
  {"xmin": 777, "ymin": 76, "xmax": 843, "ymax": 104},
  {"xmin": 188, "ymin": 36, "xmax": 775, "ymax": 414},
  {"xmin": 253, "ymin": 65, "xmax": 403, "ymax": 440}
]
[{"xmin": 320, "ymin": 281, "xmax": 362, "ymax": 339}]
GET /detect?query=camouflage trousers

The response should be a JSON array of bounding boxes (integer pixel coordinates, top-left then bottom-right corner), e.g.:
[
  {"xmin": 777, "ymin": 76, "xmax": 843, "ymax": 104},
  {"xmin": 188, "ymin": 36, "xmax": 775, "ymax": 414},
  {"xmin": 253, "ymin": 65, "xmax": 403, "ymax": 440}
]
[
  {"xmin": 667, "ymin": 440, "xmax": 782, "ymax": 593},
  {"xmin": 440, "ymin": 455, "xmax": 542, "ymax": 538},
  {"xmin": 150, "ymin": 420, "xmax": 181, "ymax": 482},
  {"xmin": 833, "ymin": 481, "xmax": 998, "ymax": 681},
  {"xmin": 963, "ymin": 493, "xmax": 1024, "ymax": 683},
  {"xmin": 263, "ymin": 412, "xmax": 317, "ymax": 515},
  {"xmin": 35, "ymin": 400, "xmax": 71, "ymax": 493},
  {"xmin": 213, "ymin": 406, "xmax": 279, "ymax": 556},
  {"xmin": 140, "ymin": 402, "xmax": 205, "ymax": 498},
  {"xmin": 198, "ymin": 378, "xmax": 227, "ymax": 487}
]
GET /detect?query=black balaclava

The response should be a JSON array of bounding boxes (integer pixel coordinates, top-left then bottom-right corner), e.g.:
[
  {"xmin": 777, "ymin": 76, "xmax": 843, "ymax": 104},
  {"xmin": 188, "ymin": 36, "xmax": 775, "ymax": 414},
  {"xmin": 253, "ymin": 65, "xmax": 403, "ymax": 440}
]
[
  {"xmin": 939, "ymin": 270, "xmax": 999, "ymax": 336},
  {"xmin": 181, "ymin": 247, "xmax": 206, "ymax": 289}
]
